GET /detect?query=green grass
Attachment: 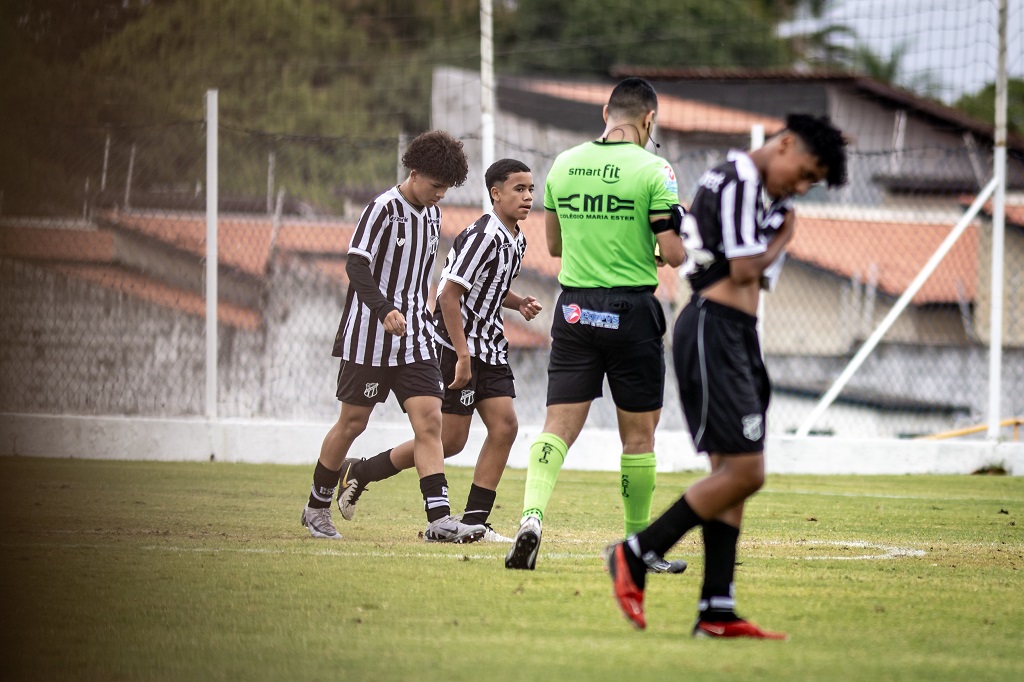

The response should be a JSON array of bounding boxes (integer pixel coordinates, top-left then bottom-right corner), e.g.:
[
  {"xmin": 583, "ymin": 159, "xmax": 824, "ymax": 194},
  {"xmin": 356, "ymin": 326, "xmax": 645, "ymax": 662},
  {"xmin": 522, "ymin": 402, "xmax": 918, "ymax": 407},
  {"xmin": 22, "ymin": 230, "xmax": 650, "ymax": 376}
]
[{"xmin": 0, "ymin": 456, "xmax": 1021, "ymax": 681}]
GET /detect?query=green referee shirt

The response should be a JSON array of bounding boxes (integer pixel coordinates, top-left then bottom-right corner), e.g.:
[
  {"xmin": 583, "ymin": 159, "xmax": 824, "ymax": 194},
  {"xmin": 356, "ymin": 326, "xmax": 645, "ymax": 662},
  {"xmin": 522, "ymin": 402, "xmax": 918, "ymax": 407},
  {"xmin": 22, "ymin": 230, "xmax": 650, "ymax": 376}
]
[{"xmin": 544, "ymin": 140, "xmax": 679, "ymax": 289}]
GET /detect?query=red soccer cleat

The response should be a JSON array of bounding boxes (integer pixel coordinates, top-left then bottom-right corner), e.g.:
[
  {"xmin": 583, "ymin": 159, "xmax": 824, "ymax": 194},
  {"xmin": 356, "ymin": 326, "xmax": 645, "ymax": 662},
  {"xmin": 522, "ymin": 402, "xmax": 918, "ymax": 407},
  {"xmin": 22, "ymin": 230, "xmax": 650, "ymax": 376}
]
[
  {"xmin": 693, "ymin": 618, "xmax": 788, "ymax": 640},
  {"xmin": 604, "ymin": 542, "xmax": 646, "ymax": 629}
]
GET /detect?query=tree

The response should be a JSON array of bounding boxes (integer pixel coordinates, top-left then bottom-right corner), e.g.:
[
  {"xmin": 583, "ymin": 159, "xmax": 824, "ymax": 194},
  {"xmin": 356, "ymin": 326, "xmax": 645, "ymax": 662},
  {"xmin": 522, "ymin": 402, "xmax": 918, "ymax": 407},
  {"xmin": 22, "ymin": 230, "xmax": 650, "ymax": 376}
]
[
  {"xmin": 955, "ymin": 79, "xmax": 1024, "ymax": 139},
  {"xmin": 496, "ymin": 0, "xmax": 791, "ymax": 75}
]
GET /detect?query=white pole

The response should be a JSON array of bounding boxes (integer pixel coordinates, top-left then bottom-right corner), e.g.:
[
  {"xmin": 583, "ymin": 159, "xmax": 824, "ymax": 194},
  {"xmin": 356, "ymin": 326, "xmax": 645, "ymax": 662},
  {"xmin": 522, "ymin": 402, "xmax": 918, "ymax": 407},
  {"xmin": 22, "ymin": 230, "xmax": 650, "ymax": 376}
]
[
  {"xmin": 205, "ymin": 89, "xmax": 219, "ymax": 421},
  {"xmin": 480, "ymin": 0, "xmax": 496, "ymax": 212},
  {"xmin": 797, "ymin": 178, "xmax": 999, "ymax": 437},
  {"xmin": 124, "ymin": 143, "xmax": 136, "ymax": 210},
  {"xmin": 987, "ymin": 0, "xmax": 1008, "ymax": 440},
  {"xmin": 267, "ymin": 151, "xmax": 276, "ymax": 215},
  {"xmin": 101, "ymin": 131, "xmax": 111, "ymax": 192}
]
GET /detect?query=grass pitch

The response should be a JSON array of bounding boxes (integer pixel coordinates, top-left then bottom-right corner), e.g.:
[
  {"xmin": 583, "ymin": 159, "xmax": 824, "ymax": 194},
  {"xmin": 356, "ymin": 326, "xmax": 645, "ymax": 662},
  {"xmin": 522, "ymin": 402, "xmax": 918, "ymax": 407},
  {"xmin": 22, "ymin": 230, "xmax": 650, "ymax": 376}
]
[{"xmin": 0, "ymin": 455, "xmax": 1021, "ymax": 681}]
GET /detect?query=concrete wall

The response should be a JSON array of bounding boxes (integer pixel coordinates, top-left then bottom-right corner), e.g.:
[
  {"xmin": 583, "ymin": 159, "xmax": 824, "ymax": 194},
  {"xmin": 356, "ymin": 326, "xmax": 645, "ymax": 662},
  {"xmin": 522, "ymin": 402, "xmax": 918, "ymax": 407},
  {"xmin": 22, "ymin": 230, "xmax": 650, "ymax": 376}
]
[{"xmin": 2, "ymin": 413, "xmax": 1022, "ymax": 476}]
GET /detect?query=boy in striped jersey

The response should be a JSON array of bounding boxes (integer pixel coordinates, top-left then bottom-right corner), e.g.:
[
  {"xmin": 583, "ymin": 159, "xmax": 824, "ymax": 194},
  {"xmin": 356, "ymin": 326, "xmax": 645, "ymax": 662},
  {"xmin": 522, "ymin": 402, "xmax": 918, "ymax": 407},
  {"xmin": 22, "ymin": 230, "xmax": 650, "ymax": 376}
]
[
  {"xmin": 300, "ymin": 130, "xmax": 484, "ymax": 543},
  {"xmin": 335, "ymin": 159, "xmax": 543, "ymax": 543},
  {"xmin": 606, "ymin": 114, "xmax": 848, "ymax": 638}
]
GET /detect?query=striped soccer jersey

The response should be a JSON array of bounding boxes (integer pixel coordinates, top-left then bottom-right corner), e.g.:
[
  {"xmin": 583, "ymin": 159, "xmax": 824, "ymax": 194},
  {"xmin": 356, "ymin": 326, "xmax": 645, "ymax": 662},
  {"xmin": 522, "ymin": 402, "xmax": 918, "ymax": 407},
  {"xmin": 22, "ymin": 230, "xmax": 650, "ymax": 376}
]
[
  {"xmin": 433, "ymin": 211, "xmax": 526, "ymax": 366},
  {"xmin": 333, "ymin": 186, "xmax": 441, "ymax": 367},
  {"xmin": 682, "ymin": 150, "xmax": 793, "ymax": 293}
]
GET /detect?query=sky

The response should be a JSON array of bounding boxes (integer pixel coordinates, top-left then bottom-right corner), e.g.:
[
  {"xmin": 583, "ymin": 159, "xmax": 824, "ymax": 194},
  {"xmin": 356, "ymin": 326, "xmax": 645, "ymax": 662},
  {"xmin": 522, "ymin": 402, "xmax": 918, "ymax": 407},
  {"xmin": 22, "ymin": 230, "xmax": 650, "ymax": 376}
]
[{"xmin": 781, "ymin": 0, "xmax": 1023, "ymax": 103}]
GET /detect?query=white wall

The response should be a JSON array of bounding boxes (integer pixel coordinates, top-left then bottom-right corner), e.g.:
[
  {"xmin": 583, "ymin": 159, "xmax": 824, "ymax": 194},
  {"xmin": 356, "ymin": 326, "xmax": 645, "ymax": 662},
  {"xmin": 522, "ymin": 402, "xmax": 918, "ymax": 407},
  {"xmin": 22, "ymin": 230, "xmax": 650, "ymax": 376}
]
[{"xmin": 3, "ymin": 413, "xmax": 1022, "ymax": 476}]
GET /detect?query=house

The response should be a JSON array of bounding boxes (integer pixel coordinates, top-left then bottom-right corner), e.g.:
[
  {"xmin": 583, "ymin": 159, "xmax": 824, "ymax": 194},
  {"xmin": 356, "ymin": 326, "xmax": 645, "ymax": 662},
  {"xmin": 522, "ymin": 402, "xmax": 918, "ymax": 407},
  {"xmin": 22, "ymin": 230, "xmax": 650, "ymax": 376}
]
[{"xmin": 431, "ymin": 66, "xmax": 1024, "ymax": 437}]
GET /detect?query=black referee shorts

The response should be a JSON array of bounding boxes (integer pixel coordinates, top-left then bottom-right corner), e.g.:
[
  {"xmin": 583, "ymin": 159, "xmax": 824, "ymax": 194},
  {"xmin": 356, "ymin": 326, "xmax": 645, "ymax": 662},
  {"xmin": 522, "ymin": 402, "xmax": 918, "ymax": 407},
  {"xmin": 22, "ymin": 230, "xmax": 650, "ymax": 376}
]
[
  {"xmin": 546, "ymin": 287, "xmax": 667, "ymax": 413},
  {"xmin": 673, "ymin": 295, "xmax": 770, "ymax": 455}
]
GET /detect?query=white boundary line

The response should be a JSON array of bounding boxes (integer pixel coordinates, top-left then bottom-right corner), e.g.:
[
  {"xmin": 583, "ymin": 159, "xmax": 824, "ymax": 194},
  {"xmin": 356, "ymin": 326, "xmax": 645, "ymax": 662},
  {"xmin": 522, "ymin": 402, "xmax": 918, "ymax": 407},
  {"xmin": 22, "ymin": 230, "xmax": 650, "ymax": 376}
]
[{"xmin": 2, "ymin": 538, "xmax": 928, "ymax": 562}]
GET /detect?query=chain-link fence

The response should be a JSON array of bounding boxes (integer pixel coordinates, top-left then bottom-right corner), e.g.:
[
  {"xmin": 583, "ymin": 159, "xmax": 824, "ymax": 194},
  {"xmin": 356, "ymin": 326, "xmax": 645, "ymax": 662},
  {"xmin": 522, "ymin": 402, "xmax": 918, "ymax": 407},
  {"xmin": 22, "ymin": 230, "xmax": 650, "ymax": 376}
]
[{"xmin": 2, "ymin": 1, "xmax": 1022, "ymax": 441}]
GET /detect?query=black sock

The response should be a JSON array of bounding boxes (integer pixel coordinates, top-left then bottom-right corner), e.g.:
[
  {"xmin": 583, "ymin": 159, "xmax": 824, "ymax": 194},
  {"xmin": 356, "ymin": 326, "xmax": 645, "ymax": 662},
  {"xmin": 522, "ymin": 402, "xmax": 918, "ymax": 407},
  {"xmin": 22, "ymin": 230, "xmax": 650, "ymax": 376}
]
[
  {"xmin": 698, "ymin": 520, "xmax": 741, "ymax": 622},
  {"xmin": 358, "ymin": 449, "xmax": 400, "ymax": 484},
  {"xmin": 635, "ymin": 494, "xmax": 703, "ymax": 558},
  {"xmin": 419, "ymin": 473, "xmax": 450, "ymax": 523},
  {"xmin": 307, "ymin": 461, "xmax": 340, "ymax": 509},
  {"xmin": 462, "ymin": 484, "xmax": 497, "ymax": 525}
]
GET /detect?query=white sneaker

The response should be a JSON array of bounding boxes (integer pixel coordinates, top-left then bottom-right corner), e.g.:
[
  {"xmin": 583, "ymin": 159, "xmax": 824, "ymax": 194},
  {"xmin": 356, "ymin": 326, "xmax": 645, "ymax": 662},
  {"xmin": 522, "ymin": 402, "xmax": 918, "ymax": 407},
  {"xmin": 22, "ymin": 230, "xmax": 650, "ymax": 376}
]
[
  {"xmin": 424, "ymin": 515, "xmax": 487, "ymax": 543},
  {"xmin": 301, "ymin": 505, "xmax": 342, "ymax": 540},
  {"xmin": 504, "ymin": 515, "xmax": 542, "ymax": 570},
  {"xmin": 456, "ymin": 524, "xmax": 513, "ymax": 544}
]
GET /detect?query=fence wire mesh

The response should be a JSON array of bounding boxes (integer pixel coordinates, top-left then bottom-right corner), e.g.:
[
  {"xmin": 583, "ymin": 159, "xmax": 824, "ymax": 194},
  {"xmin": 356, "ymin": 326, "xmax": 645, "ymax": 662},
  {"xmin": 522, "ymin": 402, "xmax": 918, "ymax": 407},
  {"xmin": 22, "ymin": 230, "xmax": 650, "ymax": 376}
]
[{"xmin": 1, "ymin": 0, "xmax": 1022, "ymax": 440}]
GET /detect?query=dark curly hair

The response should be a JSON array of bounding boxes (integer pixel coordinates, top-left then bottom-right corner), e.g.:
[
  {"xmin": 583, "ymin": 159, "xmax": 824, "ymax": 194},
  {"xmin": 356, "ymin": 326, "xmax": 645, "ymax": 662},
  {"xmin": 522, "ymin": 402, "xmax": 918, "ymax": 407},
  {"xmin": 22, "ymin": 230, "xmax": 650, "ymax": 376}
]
[
  {"xmin": 401, "ymin": 130, "xmax": 469, "ymax": 188},
  {"xmin": 785, "ymin": 113, "xmax": 849, "ymax": 188}
]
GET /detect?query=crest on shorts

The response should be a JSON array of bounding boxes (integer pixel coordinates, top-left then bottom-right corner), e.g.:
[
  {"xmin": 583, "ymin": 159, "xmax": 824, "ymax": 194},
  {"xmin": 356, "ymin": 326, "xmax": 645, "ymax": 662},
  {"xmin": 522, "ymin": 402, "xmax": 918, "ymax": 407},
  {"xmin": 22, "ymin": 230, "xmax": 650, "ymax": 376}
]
[
  {"xmin": 460, "ymin": 389, "xmax": 475, "ymax": 407},
  {"xmin": 562, "ymin": 303, "xmax": 582, "ymax": 324},
  {"xmin": 742, "ymin": 414, "xmax": 763, "ymax": 441},
  {"xmin": 363, "ymin": 382, "xmax": 379, "ymax": 399}
]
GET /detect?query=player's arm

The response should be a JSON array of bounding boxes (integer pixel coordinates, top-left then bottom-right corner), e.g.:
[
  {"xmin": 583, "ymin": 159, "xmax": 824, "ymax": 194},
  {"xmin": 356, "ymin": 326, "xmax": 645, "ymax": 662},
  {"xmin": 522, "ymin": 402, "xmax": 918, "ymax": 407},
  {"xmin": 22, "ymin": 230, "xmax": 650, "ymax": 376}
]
[
  {"xmin": 346, "ymin": 254, "xmax": 405, "ymax": 336},
  {"xmin": 437, "ymin": 280, "xmax": 472, "ymax": 389},
  {"xmin": 502, "ymin": 291, "xmax": 543, "ymax": 321},
  {"xmin": 545, "ymin": 209, "xmax": 562, "ymax": 257},
  {"xmin": 650, "ymin": 204, "xmax": 685, "ymax": 267},
  {"xmin": 729, "ymin": 210, "xmax": 795, "ymax": 285}
]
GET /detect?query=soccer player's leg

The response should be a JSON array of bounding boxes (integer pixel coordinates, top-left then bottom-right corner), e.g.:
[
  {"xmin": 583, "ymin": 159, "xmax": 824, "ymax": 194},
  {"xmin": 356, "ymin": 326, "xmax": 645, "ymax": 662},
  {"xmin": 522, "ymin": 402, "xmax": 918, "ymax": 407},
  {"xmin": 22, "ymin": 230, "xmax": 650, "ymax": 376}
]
[
  {"xmin": 304, "ymin": 360, "xmax": 383, "ymax": 538},
  {"xmin": 460, "ymin": 393, "xmax": 515, "ymax": 542}
]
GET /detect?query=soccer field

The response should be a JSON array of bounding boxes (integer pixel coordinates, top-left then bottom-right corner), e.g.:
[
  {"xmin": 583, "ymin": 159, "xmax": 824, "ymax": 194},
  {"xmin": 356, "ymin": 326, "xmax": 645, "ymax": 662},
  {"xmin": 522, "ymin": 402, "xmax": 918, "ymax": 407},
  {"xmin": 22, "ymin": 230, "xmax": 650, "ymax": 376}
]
[{"xmin": 0, "ymin": 456, "xmax": 1021, "ymax": 681}]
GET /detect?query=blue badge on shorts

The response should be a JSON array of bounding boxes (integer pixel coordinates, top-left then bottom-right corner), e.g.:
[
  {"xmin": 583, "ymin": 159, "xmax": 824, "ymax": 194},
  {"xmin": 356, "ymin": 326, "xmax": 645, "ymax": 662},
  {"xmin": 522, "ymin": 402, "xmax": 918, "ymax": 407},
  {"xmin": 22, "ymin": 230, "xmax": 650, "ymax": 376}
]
[{"xmin": 562, "ymin": 303, "xmax": 619, "ymax": 329}]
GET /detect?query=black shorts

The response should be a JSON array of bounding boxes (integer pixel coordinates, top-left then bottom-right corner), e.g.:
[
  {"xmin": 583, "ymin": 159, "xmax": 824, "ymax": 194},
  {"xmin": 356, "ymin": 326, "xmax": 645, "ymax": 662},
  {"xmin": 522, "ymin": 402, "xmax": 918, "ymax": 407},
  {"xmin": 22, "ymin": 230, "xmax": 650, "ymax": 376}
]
[
  {"xmin": 547, "ymin": 287, "xmax": 666, "ymax": 413},
  {"xmin": 673, "ymin": 295, "xmax": 770, "ymax": 454},
  {"xmin": 438, "ymin": 345, "xmax": 516, "ymax": 416},
  {"xmin": 335, "ymin": 359, "xmax": 444, "ymax": 408}
]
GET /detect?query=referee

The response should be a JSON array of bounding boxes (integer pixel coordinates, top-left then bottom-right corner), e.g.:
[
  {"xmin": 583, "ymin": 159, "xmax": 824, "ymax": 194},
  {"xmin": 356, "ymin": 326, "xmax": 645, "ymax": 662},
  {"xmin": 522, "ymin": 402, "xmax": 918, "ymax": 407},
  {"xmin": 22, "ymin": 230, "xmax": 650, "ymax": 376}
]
[{"xmin": 505, "ymin": 77, "xmax": 685, "ymax": 571}]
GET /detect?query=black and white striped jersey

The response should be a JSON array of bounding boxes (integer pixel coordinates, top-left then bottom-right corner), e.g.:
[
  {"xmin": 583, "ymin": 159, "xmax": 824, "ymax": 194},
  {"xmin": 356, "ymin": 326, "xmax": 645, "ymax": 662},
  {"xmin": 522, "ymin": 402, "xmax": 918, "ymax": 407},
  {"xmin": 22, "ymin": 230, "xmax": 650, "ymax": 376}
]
[
  {"xmin": 433, "ymin": 211, "xmax": 526, "ymax": 366},
  {"xmin": 682, "ymin": 150, "xmax": 793, "ymax": 293},
  {"xmin": 333, "ymin": 186, "xmax": 441, "ymax": 367}
]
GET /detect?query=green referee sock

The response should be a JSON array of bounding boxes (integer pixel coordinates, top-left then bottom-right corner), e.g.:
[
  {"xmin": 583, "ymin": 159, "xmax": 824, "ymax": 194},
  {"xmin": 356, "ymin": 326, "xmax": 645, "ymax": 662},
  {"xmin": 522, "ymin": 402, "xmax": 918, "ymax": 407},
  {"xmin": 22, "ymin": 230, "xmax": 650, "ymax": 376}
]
[
  {"xmin": 621, "ymin": 452, "xmax": 657, "ymax": 536},
  {"xmin": 521, "ymin": 433, "xmax": 567, "ymax": 522}
]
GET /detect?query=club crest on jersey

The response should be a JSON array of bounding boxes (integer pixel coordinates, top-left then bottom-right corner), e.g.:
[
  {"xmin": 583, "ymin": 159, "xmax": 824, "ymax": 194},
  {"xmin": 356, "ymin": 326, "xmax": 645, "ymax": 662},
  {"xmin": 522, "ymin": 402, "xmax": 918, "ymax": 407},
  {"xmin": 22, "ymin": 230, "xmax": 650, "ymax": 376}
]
[
  {"xmin": 460, "ymin": 389, "xmax": 475, "ymax": 406},
  {"xmin": 428, "ymin": 235, "xmax": 438, "ymax": 255},
  {"xmin": 396, "ymin": 237, "xmax": 406, "ymax": 246},
  {"xmin": 363, "ymin": 382, "xmax": 379, "ymax": 399},
  {"xmin": 742, "ymin": 414, "xmax": 764, "ymax": 441},
  {"xmin": 562, "ymin": 303, "xmax": 619, "ymax": 329}
]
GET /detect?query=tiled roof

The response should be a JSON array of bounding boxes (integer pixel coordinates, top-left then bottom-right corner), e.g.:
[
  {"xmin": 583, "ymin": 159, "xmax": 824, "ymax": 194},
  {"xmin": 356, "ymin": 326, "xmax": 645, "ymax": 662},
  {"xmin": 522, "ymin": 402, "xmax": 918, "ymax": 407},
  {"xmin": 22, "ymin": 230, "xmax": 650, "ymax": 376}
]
[
  {"xmin": 962, "ymin": 197, "xmax": 1024, "ymax": 229},
  {"xmin": 789, "ymin": 216, "xmax": 978, "ymax": 305},
  {"xmin": 53, "ymin": 264, "xmax": 261, "ymax": 330},
  {"xmin": 504, "ymin": 320, "xmax": 548, "ymax": 349},
  {"xmin": 611, "ymin": 67, "xmax": 1024, "ymax": 150},
  {"xmin": 1, "ymin": 226, "xmax": 115, "ymax": 262},
  {"xmin": 516, "ymin": 79, "xmax": 784, "ymax": 135}
]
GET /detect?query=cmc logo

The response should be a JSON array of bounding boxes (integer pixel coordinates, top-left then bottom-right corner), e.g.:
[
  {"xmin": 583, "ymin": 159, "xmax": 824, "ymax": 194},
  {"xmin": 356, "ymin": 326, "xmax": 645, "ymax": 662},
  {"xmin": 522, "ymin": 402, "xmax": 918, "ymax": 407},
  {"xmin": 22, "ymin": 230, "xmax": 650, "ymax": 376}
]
[{"xmin": 562, "ymin": 304, "xmax": 582, "ymax": 324}]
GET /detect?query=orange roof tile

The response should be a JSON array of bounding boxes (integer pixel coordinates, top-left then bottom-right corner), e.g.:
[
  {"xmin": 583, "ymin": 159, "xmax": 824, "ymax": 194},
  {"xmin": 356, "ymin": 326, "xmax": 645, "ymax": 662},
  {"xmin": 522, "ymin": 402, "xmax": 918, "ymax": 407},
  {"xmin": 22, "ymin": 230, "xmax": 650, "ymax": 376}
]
[
  {"xmin": 518, "ymin": 79, "xmax": 784, "ymax": 135},
  {"xmin": 53, "ymin": 264, "xmax": 261, "ymax": 330},
  {"xmin": 962, "ymin": 197, "xmax": 1024, "ymax": 229},
  {"xmin": 504, "ymin": 320, "xmax": 549, "ymax": 349},
  {"xmin": 789, "ymin": 217, "xmax": 978, "ymax": 305},
  {"xmin": 1, "ymin": 227, "xmax": 115, "ymax": 262}
]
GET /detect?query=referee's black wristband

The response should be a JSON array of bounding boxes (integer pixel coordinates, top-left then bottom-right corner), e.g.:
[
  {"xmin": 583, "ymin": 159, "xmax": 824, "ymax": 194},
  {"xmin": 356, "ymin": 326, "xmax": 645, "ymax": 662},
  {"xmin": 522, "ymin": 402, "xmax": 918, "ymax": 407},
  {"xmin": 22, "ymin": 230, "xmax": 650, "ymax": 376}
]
[{"xmin": 650, "ymin": 204, "xmax": 685, "ymax": 236}]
